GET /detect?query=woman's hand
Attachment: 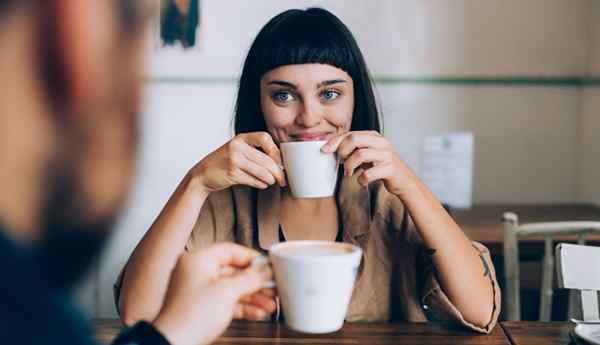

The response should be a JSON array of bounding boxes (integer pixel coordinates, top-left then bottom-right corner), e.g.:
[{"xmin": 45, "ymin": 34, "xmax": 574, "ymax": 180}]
[
  {"xmin": 322, "ymin": 131, "xmax": 416, "ymax": 197},
  {"xmin": 153, "ymin": 243, "xmax": 274, "ymax": 345},
  {"xmin": 192, "ymin": 132, "xmax": 286, "ymax": 193}
]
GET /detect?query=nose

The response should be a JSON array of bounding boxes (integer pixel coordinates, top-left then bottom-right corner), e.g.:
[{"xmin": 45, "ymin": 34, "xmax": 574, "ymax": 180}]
[{"xmin": 295, "ymin": 98, "xmax": 322, "ymax": 128}]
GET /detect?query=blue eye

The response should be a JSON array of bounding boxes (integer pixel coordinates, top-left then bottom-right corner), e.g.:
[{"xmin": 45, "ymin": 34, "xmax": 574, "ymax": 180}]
[
  {"xmin": 273, "ymin": 91, "xmax": 295, "ymax": 103},
  {"xmin": 322, "ymin": 90, "xmax": 340, "ymax": 101}
]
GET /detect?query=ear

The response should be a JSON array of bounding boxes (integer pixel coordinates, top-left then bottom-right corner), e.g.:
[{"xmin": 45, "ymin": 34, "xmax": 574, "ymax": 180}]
[{"xmin": 45, "ymin": 0, "xmax": 117, "ymax": 118}]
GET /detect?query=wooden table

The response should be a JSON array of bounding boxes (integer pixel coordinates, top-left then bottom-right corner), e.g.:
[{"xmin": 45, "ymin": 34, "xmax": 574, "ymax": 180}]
[
  {"xmin": 92, "ymin": 319, "xmax": 511, "ymax": 345},
  {"xmin": 500, "ymin": 321, "xmax": 575, "ymax": 345},
  {"xmin": 454, "ymin": 203, "xmax": 600, "ymax": 255}
]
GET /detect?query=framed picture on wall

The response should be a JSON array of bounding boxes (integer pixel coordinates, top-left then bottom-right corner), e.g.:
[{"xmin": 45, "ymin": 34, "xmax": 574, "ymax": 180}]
[
  {"xmin": 159, "ymin": 0, "xmax": 201, "ymax": 49},
  {"xmin": 146, "ymin": 0, "xmax": 209, "ymax": 79}
]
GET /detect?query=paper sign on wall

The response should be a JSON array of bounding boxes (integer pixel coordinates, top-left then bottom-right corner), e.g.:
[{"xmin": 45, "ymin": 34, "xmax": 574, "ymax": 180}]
[{"xmin": 422, "ymin": 132, "xmax": 474, "ymax": 209}]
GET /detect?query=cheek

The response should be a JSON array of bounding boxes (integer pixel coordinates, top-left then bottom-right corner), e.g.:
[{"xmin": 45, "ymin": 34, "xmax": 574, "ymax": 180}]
[
  {"xmin": 326, "ymin": 100, "xmax": 353, "ymax": 131},
  {"xmin": 261, "ymin": 100, "xmax": 296, "ymax": 129}
]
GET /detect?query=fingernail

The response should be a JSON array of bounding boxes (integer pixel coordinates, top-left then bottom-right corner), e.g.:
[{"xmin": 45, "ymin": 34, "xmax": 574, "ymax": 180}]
[{"xmin": 321, "ymin": 144, "xmax": 331, "ymax": 152}]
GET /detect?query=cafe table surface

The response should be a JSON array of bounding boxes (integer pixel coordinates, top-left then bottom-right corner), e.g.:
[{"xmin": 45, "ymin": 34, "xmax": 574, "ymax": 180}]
[
  {"xmin": 92, "ymin": 319, "xmax": 511, "ymax": 345},
  {"xmin": 500, "ymin": 321, "xmax": 575, "ymax": 345}
]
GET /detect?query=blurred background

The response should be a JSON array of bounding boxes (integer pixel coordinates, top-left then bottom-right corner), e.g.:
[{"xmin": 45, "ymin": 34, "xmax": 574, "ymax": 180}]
[{"xmin": 75, "ymin": 0, "xmax": 600, "ymax": 320}]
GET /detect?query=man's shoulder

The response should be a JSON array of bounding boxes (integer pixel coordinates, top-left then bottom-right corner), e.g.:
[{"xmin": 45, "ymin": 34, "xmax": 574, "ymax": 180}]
[{"xmin": 0, "ymin": 230, "xmax": 95, "ymax": 345}]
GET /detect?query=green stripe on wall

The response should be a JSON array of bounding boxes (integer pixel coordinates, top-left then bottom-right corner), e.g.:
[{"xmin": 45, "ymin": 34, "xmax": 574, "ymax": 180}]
[{"xmin": 145, "ymin": 76, "xmax": 600, "ymax": 87}]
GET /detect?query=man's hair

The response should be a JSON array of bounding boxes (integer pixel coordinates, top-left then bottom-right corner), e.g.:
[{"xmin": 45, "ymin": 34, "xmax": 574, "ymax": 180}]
[{"xmin": 0, "ymin": 1, "xmax": 152, "ymax": 32}]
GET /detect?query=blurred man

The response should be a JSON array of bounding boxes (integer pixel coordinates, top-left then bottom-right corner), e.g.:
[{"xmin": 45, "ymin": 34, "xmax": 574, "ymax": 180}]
[{"xmin": 0, "ymin": 1, "xmax": 271, "ymax": 344}]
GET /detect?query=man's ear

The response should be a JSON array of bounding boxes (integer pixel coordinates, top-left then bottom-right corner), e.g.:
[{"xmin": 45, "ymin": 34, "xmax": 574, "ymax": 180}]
[{"xmin": 43, "ymin": 0, "xmax": 117, "ymax": 118}]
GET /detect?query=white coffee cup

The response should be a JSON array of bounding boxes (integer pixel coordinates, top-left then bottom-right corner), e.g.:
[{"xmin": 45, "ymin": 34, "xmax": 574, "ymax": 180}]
[
  {"xmin": 280, "ymin": 140, "xmax": 339, "ymax": 198},
  {"xmin": 268, "ymin": 241, "xmax": 362, "ymax": 334}
]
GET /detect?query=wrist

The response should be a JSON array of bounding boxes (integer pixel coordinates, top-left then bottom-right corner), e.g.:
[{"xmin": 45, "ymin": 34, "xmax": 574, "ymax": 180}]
[
  {"xmin": 114, "ymin": 320, "xmax": 171, "ymax": 345},
  {"xmin": 154, "ymin": 313, "xmax": 211, "ymax": 345},
  {"xmin": 394, "ymin": 179, "xmax": 420, "ymax": 200},
  {"xmin": 185, "ymin": 168, "xmax": 211, "ymax": 202},
  {"xmin": 391, "ymin": 161, "xmax": 421, "ymax": 200},
  {"xmin": 153, "ymin": 314, "xmax": 179, "ymax": 345}
]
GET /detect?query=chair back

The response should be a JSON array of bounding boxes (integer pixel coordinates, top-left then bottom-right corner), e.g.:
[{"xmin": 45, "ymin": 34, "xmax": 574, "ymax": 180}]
[
  {"xmin": 503, "ymin": 212, "xmax": 600, "ymax": 321},
  {"xmin": 556, "ymin": 243, "xmax": 600, "ymax": 321}
]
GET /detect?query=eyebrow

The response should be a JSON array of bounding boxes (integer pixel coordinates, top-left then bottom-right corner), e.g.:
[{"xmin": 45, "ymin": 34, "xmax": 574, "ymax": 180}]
[{"xmin": 266, "ymin": 79, "xmax": 348, "ymax": 89}]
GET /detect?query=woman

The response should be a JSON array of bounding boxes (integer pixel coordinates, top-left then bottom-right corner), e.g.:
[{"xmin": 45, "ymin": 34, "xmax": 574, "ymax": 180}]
[{"xmin": 116, "ymin": 8, "xmax": 500, "ymax": 333}]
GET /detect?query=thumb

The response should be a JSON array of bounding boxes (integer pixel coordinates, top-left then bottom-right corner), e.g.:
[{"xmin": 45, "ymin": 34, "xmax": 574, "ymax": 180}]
[{"xmin": 222, "ymin": 265, "xmax": 273, "ymax": 299}]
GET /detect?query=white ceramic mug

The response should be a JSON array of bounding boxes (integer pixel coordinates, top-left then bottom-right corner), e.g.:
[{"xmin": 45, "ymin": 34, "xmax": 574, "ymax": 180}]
[
  {"xmin": 266, "ymin": 241, "xmax": 362, "ymax": 334},
  {"xmin": 280, "ymin": 140, "xmax": 339, "ymax": 198}
]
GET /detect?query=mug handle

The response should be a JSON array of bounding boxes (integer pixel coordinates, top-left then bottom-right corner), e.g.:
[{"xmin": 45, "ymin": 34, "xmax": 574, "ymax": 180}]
[{"xmin": 251, "ymin": 255, "xmax": 281, "ymax": 321}]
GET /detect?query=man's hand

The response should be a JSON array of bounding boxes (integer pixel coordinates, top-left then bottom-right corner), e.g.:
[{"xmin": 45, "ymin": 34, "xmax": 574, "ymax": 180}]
[{"xmin": 153, "ymin": 243, "xmax": 273, "ymax": 345}]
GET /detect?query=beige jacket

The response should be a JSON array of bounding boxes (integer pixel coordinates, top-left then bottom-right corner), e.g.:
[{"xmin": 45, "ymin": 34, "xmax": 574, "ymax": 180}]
[{"xmin": 115, "ymin": 172, "xmax": 500, "ymax": 333}]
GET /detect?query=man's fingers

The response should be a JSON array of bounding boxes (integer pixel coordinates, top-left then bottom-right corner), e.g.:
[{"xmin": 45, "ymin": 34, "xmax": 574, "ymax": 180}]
[
  {"xmin": 193, "ymin": 243, "xmax": 262, "ymax": 270},
  {"xmin": 225, "ymin": 264, "xmax": 273, "ymax": 300},
  {"xmin": 259, "ymin": 288, "xmax": 276, "ymax": 298},
  {"xmin": 247, "ymin": 292, "xmax": 277, "ymax": 313},
  {"xmin": 234, "ymin": 303, "xmax": 270, "ymax": 321}
]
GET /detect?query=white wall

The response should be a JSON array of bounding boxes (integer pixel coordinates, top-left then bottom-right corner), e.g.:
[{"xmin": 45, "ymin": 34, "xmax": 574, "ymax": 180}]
[
  {"xmin": 381, "ymin": 85, "xmax": 580, "ymax": 203},
  {"xmin": 150, "ymin": 0, "xmax": 591, "ymax": 78},
  {"xmin": 579, "ymin": 0, "xmax": 600, "ymax": 206},
  {"xmin": 76, "ymin": 0, "xmax": 595, "ymax": 317}
]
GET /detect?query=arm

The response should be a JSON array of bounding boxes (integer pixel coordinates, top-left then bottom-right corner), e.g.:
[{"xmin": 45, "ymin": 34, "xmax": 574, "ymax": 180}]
[
  {"xmin": 323, "ymin": 131, "xmax": 495, "ymax": 328},
  {"xmin": 118, "ymin": 132, "xmax": 286, "ymax": 325},
  {"xmin": 393, "ymin": 169, "xmax": 494, "ymax": 327},
  {"xmin": 118, "ymin": 173, "xmax": 209, "ymax": 325}
]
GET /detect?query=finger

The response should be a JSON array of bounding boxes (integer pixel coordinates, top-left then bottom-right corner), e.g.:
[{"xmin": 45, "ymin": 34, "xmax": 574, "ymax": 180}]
[
  {"xmin": 321, "ymin": 131, "xmax": 384, "ymax": 154},
  {"xmin": 237, "ymin": 157, "xmax": 280, "ymax": 186},
  {"xmin": 259, "ymin": 288, "xmax": 276, "ymax": 298},
  {"xmin": 195, "ymin": 243, "xmax": 262, "ymax": 270},
  {"xmin": 358, "ymin": 163, "xmax": 392, "ymax": 186},
  {"xmin": 343, "ymin": 148, "xmax": 385, "ymax": 176},
  {"xmin": 336, "ymin": 132, "xmax": 387, "ymax": 160},
  {"xmin": 234, "ymin": 169, "xmax": 270, "ymax": 189},
  {"xmin": 220, "ymin": 266, "xmax": 237, "ymax": 277},
  {"xmin": 321, "ymin": 132, "xmax": 349, "ymax": 153},
  {"xmin": 243, "ymin": 132, "xmax": 283, "ymax": 167},
  {"xmin": 225, "ymin": 264, "xmax": 274, "ymax": 299},
  {"xmin": 234, "ymin": 303, "xmax": 270, "ymax": 321},
  {"xmin": 247, "ymin": 292, "xmax": 277, "ymax": 313},
  {"xmin": 244, "ymin": 147, "xmax": 287, "ymax": 187}
]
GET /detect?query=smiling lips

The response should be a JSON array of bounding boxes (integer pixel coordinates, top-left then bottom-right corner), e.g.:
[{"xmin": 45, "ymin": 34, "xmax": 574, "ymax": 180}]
[{"xmin": 291, "ymin": 132, "xmax": 332, "ymax": 141}]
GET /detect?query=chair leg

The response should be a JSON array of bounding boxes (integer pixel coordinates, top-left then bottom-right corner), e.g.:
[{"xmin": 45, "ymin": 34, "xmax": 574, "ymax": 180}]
[
  {"xmin": 566, "ymin": 232, "xmax": 588, "ymax": 320},
  {"xmin": 568, "ymin": 289, "xmax": 581, "ymax": 320},
  {"xmin": 581, "ymin": 290, "xmax": 600, "ymax": 321},
  {"xmin": 539, "ymin": 236, "xmax": 554, "ymax": 321}
]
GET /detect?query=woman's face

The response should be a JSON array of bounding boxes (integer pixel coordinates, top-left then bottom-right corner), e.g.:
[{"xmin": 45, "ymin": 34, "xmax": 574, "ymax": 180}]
[{"xmin": 260, "ymin": 63, "xmax": 354, "ymax": 143}]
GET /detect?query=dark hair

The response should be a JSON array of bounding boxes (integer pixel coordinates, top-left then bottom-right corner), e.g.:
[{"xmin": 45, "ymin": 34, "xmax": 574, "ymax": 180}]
[{"xmin": 234, "ymin": 8, "xmax": 381, "ymax": 135}]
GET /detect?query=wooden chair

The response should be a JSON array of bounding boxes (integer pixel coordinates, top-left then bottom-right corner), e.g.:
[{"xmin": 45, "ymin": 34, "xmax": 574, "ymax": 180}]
[
  {"xmin": 556, "ymin": 243, "xmax": 600, "ymax": 321},
  {"xmin": 502, "ymin": 212, "xmax": 600, "ymax": 321}
]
